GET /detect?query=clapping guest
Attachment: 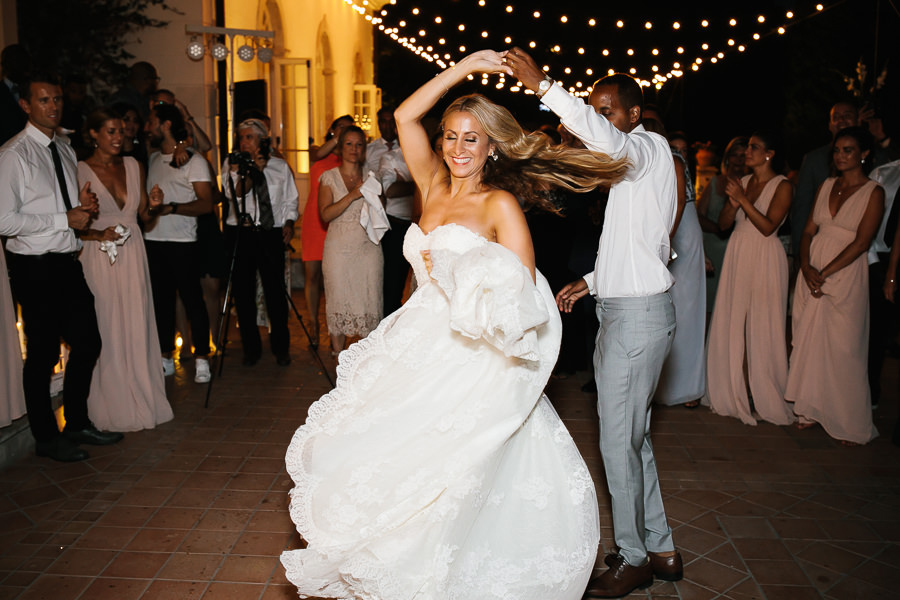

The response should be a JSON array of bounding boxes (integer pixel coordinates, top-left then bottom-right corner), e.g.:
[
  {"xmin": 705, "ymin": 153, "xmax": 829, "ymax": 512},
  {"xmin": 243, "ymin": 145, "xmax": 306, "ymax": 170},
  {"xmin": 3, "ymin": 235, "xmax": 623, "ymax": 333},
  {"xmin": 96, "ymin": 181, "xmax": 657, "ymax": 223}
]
[
  {"xmin": 706, "ymin": 131, "xmax": 795, "ymax": 426},
  {"xmin": 143, "ymin": 103, "xmax": 215, "ymax": 383},
  {"xmin": 78, "ymin": 107, "xmax": 173, "ymax": 431},
  {"xmin": 222, "ymin": 118, "xmax": 299, "ymax": 366},
  {"xmin": 319, "ymin": 125, "xmax": 383, "ymax": 356},
  {"xmin": 301, "ymin": 115, "xmax": 354, "ymax": 349},
  {"xmin": 1, "ymin": 71, "xmax": 123, "ymax": 462},
  {"xmin": 786, "ymin": 127, "xmax": 883, "ymax": 445}
]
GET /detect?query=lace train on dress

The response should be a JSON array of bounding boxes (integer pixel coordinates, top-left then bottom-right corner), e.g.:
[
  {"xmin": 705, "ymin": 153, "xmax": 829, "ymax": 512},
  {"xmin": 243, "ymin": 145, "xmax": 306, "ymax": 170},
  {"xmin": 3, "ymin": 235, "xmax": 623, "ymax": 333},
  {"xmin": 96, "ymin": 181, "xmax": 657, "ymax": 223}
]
[{"xmin": 281, "ymin": 223, "xmax": 599, "ymax": 599}]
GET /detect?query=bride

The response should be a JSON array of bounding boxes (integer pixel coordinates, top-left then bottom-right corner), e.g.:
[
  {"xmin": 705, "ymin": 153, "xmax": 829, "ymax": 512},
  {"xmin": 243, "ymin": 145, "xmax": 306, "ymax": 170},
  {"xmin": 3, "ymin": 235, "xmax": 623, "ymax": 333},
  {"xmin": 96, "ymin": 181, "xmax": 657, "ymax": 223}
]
[{"xmin": 281, "ymin": 50, "xmax": 628, "ymax": 599}]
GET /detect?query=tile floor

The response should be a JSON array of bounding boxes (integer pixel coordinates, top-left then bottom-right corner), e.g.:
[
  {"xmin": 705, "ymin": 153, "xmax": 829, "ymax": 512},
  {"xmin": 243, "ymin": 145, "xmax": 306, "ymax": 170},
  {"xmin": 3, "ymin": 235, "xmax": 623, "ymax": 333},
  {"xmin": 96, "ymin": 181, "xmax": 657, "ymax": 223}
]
[{"xmin": 0, "ymin": 292, "xmax": 898, "ymax": 600}]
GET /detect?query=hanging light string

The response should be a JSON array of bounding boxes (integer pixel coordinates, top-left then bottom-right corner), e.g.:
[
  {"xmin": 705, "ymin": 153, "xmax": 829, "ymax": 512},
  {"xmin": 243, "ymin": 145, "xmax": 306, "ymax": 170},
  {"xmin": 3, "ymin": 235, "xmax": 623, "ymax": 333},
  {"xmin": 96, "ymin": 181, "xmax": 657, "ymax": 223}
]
[{"xmin": 346, "ymin": 0, "xmax": 837, "ymax": 93}]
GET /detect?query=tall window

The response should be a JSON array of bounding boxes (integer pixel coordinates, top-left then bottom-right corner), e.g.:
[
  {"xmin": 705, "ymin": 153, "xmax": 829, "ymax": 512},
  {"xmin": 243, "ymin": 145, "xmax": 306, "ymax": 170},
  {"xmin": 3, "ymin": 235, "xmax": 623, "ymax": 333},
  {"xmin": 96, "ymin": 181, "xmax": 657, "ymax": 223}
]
[
  {"xmin": 274, "ymin": 59, "xmax": 311, "ymax": 174},
  {"xmin": 353, "ymin": 84, "xmax": 380, "ymax": 139}
]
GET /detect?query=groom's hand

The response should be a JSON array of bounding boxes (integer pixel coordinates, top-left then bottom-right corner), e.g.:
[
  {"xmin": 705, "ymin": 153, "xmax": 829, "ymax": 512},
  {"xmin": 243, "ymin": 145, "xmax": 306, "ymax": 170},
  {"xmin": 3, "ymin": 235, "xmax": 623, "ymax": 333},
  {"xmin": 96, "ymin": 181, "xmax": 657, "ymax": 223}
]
[{"xmin": 555, "ymin": 279, "xmax": 589, "ymax": 313}]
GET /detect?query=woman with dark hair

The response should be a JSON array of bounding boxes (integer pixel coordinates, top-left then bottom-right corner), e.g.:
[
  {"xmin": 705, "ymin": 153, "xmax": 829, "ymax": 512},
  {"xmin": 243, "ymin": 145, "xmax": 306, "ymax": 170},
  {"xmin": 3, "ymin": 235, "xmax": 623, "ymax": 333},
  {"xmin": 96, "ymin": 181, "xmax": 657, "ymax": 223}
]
[
  {"xmin": 221, "ymin": 118, "xmax": 299, "ymax": 366},
  {"xmin": 76, "ymin": 107, "xmax": 173, "ymax": 431},
  {"xmin": 318, "ymin": 124, "xmax": 383, "ymax": 356},
  {"xmin": 110, "ymin": 102, "xmax": 147, "ymax": 167},
  {"xmin": 281, "ymin": 51, "xmax": 628, "ymax": 599},
  {"xmin": 706, "ymin": 131, "xmax": 795, "ymax": 426},
  {"xmin": 786, "ymin": 126, "xmax": 883, "ymax": 444}
]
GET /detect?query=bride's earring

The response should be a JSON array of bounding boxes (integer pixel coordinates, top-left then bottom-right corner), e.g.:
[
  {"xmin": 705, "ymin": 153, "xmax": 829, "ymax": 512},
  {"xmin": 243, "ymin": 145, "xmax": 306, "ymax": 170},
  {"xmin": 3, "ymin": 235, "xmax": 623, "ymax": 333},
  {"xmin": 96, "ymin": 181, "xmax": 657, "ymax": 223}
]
[{"xmin": 490, "ymin": 149, "xmax": 498, "ymax": 161}]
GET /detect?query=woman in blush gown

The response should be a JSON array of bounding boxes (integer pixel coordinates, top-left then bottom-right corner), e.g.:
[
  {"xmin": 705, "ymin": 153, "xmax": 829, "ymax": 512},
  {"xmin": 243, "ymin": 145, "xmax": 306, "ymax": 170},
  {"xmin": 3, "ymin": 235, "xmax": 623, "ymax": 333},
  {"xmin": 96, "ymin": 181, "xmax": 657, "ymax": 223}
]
[
  {"xmin": 0, "ymin": 244, "xmax": 25, "ymax": 428},
  {"xmin": 786, "ymin": 126, "xmax": 883, "ymax": 445},
  {"xmin": 706, "ymin": 131, "xmax": 795, "ymax": 426},
  {"xmin": 281, "ymin": 50, "xmax": 629, "ymax": 600},
  {"xmin": 77, "ymin": 107, "xmax": 173, "ymax": 432}
]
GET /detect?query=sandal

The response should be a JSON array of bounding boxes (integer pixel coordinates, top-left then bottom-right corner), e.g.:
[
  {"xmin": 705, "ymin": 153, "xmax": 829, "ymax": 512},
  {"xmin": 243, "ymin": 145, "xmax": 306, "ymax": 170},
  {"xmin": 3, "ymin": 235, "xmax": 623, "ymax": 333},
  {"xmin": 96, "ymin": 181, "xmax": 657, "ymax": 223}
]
[{"xmin": 683, "ymin": 399, "xmax": 700, "ymax": 409}]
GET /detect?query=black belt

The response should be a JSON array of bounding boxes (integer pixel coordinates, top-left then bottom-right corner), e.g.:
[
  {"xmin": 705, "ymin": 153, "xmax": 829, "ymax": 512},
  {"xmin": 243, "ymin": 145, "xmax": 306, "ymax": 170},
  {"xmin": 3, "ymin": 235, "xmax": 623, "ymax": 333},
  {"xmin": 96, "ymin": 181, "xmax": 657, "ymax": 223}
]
[{"xmin": 8, "ymin": 251, "xmax": 79, "ymax": 262}]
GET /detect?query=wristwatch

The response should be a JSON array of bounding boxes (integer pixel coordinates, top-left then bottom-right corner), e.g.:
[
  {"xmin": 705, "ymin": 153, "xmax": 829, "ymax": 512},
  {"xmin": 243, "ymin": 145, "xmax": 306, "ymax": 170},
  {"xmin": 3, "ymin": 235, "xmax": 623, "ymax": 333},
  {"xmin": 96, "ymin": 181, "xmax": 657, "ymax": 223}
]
[
  {"xmin": 168, "ymin": 202, "xmax": 179, "ymax": 214},
  {"xmin": 536, "ymin": 76, "xmax": 554, "ymax": 99}
]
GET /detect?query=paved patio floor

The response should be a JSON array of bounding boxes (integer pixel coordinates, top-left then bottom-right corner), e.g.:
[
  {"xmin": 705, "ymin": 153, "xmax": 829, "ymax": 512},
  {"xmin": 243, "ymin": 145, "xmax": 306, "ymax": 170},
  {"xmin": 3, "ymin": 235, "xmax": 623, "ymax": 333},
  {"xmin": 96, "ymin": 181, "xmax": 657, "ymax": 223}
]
[{"xmin": 1, "ymin": 292, "xmax": 898, "ymax": 599}]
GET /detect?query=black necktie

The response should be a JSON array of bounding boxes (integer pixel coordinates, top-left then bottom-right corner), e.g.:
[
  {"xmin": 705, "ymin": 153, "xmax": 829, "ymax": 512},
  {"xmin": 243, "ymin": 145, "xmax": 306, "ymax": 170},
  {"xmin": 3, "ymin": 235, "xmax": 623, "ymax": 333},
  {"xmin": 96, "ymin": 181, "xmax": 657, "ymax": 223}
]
[
  {"xmin": 884, "ymin": 186, "xmax": 900, "ymax": 248},
  {"xmin": 250, "ymin": 169, "xmax": 274, "ymax": 230},
  {"xmin": 48, "ymin": 141, "xmax": 73, "ymax": 211}
]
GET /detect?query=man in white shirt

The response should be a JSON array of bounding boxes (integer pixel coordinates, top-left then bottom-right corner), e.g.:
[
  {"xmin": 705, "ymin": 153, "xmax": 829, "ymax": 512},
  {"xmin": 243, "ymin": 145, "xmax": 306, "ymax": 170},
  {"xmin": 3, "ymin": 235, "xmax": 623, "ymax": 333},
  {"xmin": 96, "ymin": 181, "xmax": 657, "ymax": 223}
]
[
  {"xmin": 143, "ymin": 103, "xmax": 215, "ymax": 383},
  {"xmin": 507, "ymin": 48, "xmax": 680, "ymax": 597},
  {"xmin": 221, "ymin": 119, "xmax": 299, "ymax": 366},
  {"xmin": 365, "ymin": 108, "xmax": 416, "ymax": 314},
  {"xmin": 0, "ymin": 72, "xmax": 123, "ymax": 462},
  {"xmin": 868, "ymin": 160, "xmax": 900, "ymax": 407}
]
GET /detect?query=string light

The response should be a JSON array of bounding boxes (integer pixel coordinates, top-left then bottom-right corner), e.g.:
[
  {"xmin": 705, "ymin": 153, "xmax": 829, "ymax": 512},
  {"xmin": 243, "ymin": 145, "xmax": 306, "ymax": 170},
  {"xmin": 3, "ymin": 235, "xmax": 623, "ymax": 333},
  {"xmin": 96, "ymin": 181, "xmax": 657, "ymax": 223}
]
[{"xmin": 356, "ymin": 1, "xmax": 836, "ymax": 91}]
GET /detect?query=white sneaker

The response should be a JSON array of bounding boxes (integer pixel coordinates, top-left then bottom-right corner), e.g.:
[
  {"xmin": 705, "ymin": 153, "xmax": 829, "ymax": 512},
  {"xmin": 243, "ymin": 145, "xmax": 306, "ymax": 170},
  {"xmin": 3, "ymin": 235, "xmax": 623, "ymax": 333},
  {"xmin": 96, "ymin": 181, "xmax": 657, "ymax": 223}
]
[
  {"xmin": 194, "ymin": 358, "xmax": 211, "ymax": 383},
  {"xmin": 162, "ymin": 357, "xmax": 175, "ymax": 376}
]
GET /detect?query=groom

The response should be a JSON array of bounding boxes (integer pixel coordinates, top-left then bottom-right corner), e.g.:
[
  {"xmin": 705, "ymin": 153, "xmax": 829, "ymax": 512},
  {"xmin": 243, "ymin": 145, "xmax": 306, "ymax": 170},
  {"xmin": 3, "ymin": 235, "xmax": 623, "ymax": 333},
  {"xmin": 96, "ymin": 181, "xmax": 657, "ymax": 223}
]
[{"xmin": 506, "ymin": 48, "xmax": 682, "ymax": 598}]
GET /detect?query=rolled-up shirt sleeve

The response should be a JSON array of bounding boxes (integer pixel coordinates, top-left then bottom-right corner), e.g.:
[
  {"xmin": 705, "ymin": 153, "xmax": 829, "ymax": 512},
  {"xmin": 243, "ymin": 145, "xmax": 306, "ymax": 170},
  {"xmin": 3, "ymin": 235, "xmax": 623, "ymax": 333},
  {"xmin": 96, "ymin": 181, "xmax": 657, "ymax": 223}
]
[
  {"xmin": 541, "ymin": 84, "xmax": 657, "ymax": 182},
  {"xmin": 276, "ymin": 160, "xmax": 300, "ymax": 224},
  {"xmin": 0, "ymin": 150, "xmax": 69, "ymax": 237}
]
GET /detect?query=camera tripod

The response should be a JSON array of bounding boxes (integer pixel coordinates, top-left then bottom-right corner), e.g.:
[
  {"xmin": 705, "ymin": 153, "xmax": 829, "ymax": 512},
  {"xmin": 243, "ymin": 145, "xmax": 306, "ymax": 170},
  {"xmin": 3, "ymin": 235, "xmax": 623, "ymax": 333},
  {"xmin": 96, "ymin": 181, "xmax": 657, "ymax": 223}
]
[{"xmin": 204, "ymin": 161, "xmax": 334, "ymax": 408}]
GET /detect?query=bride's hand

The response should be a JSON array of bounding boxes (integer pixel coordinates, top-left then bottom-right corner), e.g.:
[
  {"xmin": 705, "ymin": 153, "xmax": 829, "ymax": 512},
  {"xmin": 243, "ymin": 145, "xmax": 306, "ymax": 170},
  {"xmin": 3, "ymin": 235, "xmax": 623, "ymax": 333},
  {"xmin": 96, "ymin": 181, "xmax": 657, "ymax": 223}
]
[
  {"xmin": 421, "ymin": 250, "xmax": 433, "ymax": 277},
  {"xmin": 460, "ymin": 49, "xmax": 512, "ymax": 77}
]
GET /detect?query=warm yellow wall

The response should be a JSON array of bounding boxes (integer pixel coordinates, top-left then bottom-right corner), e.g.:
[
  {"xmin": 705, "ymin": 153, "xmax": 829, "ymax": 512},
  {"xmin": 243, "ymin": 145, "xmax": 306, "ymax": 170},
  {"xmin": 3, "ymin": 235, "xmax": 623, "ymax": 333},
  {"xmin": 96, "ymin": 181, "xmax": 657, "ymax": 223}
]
[
  {"xmin": 117, "ymin": 0, "xmax": 376, "ymax": 168},
  {"xmin": 225, "ymin": 0, "xmax": 376, "ymax": 140}
]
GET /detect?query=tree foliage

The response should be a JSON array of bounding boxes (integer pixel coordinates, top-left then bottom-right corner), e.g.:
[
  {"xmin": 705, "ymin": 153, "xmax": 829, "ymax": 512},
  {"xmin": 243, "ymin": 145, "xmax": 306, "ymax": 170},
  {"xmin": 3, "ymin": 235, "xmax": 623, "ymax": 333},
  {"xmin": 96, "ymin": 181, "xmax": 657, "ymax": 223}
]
[{"xmin": 17, "ymin": 0, "xmax": 180, "ymax": 94}]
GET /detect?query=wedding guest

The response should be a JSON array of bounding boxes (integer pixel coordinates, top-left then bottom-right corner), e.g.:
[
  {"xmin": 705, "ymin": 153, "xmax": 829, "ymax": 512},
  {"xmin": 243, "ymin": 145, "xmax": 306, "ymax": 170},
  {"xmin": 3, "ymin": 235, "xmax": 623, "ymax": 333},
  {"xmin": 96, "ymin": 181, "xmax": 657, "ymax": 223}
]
[
  {"xmin": 786, "ymin": 126, "xmax": 883, "ymax": 445},
  {"xmin": 78, "ymin": 107, "xmax": 173, "ymax": 431},
  {"xmin": 0, "ymin": 71, "xmax": 123, "ymax": 461},
  {"xmin": 707, "ymin": 131, "xmax": 795, "ymax": 426}
]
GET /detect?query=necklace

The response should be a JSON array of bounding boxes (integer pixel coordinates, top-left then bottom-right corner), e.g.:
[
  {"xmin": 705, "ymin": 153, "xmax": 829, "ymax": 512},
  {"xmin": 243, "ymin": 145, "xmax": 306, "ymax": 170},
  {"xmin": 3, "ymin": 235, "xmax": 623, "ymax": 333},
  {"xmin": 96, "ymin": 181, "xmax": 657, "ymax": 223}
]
[
  {"xmin": 836, "ymin": 180, "xmax": 863, "ymax": 197},
  {"xmin": 340, "ymin": 169, "xmax": 361, "ymax": 184},
  {"xmin": 90, "ymin": 158, "xmax": 118, "ymax": 168}
]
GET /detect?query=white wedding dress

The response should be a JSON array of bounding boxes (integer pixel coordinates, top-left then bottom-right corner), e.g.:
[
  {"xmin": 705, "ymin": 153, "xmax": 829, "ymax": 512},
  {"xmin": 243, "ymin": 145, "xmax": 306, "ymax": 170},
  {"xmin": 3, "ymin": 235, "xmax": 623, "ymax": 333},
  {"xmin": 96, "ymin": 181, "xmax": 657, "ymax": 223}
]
[{"xmin": 282, "ymin": 223, "xmax": 599, "ymax": 599}]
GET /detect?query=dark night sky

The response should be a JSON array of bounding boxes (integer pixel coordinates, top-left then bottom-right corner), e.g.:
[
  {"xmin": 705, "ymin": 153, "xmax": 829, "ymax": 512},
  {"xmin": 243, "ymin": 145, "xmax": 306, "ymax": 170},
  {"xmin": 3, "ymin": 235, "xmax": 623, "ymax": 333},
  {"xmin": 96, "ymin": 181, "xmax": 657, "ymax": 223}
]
[{"xmin": 374, "ymin": 0, "xmax": 899, "ymax": 168}]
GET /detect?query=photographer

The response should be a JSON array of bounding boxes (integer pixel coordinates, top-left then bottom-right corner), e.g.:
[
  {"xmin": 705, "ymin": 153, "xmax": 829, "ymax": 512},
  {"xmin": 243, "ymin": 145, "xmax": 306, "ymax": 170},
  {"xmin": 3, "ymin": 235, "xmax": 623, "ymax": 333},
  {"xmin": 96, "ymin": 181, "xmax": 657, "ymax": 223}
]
[{"xmin": 222, "ymin": 119, "xmax": 299, "ymax": 366}]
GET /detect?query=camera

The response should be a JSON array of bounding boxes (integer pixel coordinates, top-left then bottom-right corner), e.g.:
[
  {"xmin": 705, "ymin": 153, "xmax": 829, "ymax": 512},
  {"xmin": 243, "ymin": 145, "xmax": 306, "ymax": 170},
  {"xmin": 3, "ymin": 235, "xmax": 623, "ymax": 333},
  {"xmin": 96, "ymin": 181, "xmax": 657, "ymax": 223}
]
[{"xmin": 228, "ymin": 151, "xmax": 256, "ymax": 171}]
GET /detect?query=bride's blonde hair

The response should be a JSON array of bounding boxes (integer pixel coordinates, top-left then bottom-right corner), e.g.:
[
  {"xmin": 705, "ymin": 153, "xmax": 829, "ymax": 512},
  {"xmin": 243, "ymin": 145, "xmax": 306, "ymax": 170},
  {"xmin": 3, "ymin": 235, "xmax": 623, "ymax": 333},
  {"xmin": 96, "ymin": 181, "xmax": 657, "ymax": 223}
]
[{"xmin": 441, "ymin": 94, "xmax": 629, "ymax": 210}]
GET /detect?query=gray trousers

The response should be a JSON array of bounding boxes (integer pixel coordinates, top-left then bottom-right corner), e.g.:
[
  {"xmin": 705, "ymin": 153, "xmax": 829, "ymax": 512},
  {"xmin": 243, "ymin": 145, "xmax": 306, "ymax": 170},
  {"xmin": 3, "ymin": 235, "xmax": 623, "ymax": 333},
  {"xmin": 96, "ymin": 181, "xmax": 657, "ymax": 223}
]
[{"xmin": 593, "ymin": 292, "xmax": 676, "ymax": 566}]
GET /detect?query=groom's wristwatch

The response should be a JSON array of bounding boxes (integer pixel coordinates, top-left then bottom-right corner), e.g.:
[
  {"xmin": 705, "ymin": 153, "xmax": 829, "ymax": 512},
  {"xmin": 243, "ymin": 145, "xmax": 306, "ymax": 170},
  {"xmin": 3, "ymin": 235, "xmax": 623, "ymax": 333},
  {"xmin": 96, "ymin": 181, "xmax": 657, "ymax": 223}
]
[{"xmin": 536, "ymin": 76, "xmax": 554, "ymax": 99}]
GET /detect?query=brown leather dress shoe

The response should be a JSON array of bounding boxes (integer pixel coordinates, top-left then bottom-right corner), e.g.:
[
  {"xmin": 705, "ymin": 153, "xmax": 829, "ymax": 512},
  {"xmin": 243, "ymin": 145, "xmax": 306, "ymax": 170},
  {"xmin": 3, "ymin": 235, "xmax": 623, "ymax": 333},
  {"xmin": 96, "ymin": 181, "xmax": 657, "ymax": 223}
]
[
  {"xmin": 604, "ymin": 550, "xmax": 684, "ymax": 582},
  {"xmin": 583, "ymin": 554, "xmax": 653, "ymax": 598}
]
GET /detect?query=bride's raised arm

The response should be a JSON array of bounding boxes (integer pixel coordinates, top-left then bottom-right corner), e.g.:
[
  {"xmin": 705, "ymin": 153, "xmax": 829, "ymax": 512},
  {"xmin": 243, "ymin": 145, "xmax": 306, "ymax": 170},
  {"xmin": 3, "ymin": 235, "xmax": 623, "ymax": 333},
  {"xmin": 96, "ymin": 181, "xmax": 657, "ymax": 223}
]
[{"xmin": 395, "ymin": 50, "xmax": 511, "ymax": 205}]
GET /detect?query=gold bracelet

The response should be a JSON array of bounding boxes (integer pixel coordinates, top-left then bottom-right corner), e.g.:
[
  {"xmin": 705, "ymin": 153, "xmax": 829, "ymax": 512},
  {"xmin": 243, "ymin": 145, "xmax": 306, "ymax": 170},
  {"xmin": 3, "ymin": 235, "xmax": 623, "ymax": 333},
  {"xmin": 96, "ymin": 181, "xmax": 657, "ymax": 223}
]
[{"xmin": 435, "ymin": 72, "xmax": 450, "ymax": 97}]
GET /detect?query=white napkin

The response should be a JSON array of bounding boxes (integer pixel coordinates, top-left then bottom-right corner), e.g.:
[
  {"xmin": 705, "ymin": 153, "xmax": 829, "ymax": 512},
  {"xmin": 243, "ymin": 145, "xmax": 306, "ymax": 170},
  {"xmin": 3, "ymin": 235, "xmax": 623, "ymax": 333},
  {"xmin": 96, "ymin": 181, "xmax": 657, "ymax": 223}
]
[
  {"xmin": 359, "ymin": 171, "xmax": 390, "ymax": 244},
  {"xmin": 98, "ymin": 224, "xmax": 132, "ymax": 265}
]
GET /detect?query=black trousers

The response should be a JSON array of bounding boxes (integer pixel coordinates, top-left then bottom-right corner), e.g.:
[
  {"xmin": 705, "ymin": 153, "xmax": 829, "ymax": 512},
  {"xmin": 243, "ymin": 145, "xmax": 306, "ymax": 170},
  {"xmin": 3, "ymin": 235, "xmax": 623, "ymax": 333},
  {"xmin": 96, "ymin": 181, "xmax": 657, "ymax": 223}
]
[
  {"xmin": 224, "ymin": 226, "xmax": 289, "ymax": 358},
  {"xmin": 145, "ymin": 240, "xmax": 211, "ymax": 356},
  {"xmin": 869, "ymin": 257, "xmax": 899, "ymax": 403},
  {"xmin": 7, "ymin": 251, "xmax": 101, "ymax": 442},
  {"xmin": 381, "ymin": 215, "xmax": 412, "ymax": 316}
]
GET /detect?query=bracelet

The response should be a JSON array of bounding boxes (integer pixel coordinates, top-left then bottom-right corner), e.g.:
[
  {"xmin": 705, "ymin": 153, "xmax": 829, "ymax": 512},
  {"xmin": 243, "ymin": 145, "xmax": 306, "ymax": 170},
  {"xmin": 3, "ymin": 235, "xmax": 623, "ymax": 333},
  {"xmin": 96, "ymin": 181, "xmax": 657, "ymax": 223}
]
[{"xmin": 435, "ymin": 72, "xmax": 450, "ymax": 97}]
